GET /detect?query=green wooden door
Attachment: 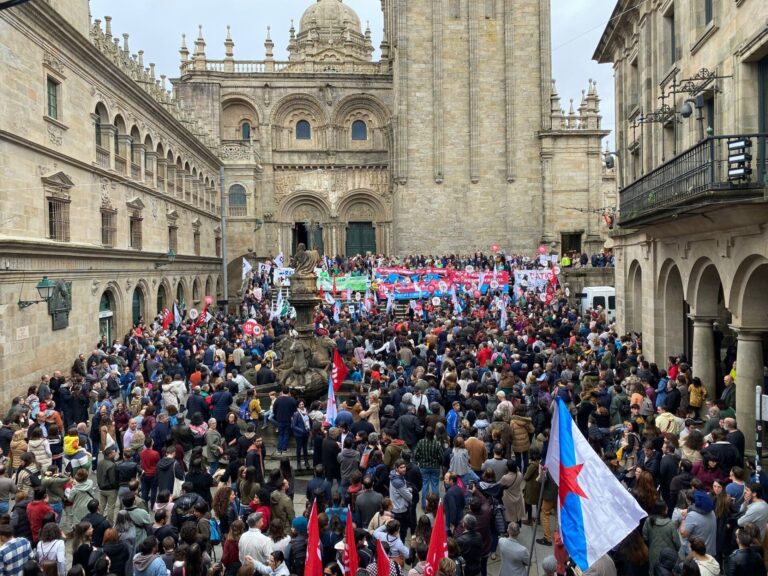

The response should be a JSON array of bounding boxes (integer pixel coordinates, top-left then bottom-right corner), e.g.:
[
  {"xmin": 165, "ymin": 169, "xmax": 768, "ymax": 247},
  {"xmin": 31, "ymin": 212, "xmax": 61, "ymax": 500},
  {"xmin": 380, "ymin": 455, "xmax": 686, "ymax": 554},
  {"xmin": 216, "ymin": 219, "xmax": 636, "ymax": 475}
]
[
  {"xmin": 345, "ymin": 222, "xmax": 376, "ymax": 256},
  {"xmin": 132, "ymin": 288, "xmax": 142, "ymax": 325}
]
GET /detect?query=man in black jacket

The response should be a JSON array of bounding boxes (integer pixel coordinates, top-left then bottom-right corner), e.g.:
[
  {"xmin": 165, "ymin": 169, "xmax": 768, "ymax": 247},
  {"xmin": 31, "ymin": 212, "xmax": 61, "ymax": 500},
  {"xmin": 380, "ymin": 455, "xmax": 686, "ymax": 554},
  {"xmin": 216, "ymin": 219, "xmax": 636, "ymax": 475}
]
[
  {"xmin": 456, "ymin": 514, "xmax": 483, "ymax": 576},
  {"xmin": 725, "ymin": 527, "xmax": 767, "ymax": 576},
  {"xmin": 669, "ymin": 459, "xmax": 694, "ymax": 514},
  {"xmin": 96, "ymin": 446, "xmax": 119, "ymax": 522},
  {"xmin": 83, "ymin": 499, "xmax": 112, "ymax": 547}
]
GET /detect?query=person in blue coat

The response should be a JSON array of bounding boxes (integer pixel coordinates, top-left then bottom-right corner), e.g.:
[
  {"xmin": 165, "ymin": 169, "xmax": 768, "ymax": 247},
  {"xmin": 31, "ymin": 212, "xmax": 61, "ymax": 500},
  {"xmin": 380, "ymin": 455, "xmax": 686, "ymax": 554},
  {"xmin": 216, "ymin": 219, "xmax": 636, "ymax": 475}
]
[{"xmin": 446, "ymin": 400, "xmax": 462, "ymax": 440}]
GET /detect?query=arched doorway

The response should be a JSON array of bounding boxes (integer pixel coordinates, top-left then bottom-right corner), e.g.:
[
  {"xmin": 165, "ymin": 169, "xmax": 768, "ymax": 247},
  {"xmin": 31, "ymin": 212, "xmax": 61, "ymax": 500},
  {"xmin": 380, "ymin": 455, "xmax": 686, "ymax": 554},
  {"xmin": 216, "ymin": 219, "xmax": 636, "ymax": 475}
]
[
  {"xmin": 192, "ymin": 278, "xmax": 202, "ymax": 307},
  {"xmin": 132, "ymin": 286, "xmax": 145, "ymax": 326},
  {"xmin": 157, "ymin": 283, "xmax": 167, "ymax": 313},
  {"xmin": 99, "ymin": 290, "xmax": 116, "ymax": 344}
]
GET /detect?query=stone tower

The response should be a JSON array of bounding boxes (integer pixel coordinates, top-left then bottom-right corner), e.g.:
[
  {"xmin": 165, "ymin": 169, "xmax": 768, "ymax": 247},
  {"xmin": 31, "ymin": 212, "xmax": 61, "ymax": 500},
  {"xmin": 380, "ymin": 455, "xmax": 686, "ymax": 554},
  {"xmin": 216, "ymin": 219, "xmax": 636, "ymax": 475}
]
[{"xmin": 383, "ymin": 0, "xmax": 554, "ymax": 254}]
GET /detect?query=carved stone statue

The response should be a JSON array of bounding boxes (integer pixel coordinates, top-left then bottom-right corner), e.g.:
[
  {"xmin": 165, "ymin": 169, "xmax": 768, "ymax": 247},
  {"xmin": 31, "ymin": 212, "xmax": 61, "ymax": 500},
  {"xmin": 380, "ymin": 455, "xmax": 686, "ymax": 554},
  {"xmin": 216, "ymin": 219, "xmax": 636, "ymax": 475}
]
[{"xmin": 293, "ymin": 242, "xmax": 320, "ymax": 276}]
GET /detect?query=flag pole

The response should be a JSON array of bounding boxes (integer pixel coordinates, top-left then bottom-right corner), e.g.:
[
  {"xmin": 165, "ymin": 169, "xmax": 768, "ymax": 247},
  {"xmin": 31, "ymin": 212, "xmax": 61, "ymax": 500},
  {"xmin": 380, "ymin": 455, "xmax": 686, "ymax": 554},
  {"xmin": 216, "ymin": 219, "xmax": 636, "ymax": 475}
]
[{"xmin": 526, "ymin": 469, "xmax": 547, "ymax": 576}]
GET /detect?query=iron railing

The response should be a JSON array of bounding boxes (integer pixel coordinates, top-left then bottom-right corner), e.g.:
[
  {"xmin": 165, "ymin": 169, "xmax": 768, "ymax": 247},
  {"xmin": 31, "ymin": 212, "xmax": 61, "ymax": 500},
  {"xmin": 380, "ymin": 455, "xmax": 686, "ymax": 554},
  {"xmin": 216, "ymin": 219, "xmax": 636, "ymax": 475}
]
[{"xmin": 619, "ymin": 134, "xmax": 768, "ymax": 226}]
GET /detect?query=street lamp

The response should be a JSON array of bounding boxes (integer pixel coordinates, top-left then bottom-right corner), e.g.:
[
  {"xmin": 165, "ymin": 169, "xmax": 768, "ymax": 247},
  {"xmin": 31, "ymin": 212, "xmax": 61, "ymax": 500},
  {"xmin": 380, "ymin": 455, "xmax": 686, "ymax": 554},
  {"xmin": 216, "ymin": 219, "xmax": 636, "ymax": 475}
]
[
  {"xmin": 154, "ymin": 249, "xmax": 177, "ymax": 269},
  {"xmin": 681, "ymin": 95, "xmax": 706, "ymax": 142},
  {"xmin": 18, "ymin": 276, "xmax": 56, "ymax": 309}
]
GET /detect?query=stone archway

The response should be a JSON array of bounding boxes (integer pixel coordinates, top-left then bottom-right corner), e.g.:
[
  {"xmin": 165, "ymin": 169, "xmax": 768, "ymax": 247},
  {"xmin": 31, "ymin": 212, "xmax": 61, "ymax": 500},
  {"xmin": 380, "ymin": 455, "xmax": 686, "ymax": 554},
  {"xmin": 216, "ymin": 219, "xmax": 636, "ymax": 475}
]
[
  {"xmin": 687, "ymin": 258, "xmax": 729, "ymax": 398},
  {"xmin": 337, "ymin": 190, "xmax": 392, "ymax": 256},
  {"xmin": 131, "ymin": 283, "xmax": 147, "ymax": 326},
  {"xmin": 658, "ymin": 260, "xmax": 686, "ymax": 364},
  {"xmin": 99, "ymin": 285, "xmax": 122, "ymax": 345},
  {"xmin": 277, "ymin": 192, "xmax": 332, "ymax": 256}
]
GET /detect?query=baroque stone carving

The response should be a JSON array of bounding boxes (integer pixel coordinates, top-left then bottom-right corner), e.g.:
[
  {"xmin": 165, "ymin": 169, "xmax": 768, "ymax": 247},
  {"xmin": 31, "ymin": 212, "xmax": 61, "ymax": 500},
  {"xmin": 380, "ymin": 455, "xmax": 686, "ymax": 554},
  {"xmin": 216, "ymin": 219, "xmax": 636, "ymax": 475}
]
[
  {"xmin": 91, "ymin": 279, "xmax": 101, "ymax": 296},
  {"xmin": 219, "ymin": 143, "xmax": 252, "ymax": 161},
  {"xmin": 43, "ymin": 52, "xmax": 65, "ymax": 75},
  {"xmin": 47, "ymin": 124, "xmax": 63, "ymax": 146}
]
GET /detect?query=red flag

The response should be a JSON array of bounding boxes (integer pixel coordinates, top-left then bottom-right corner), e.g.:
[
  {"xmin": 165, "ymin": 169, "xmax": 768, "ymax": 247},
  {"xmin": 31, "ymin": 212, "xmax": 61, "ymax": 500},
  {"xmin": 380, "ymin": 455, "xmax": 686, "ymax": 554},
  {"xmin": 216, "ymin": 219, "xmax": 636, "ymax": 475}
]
[
  {"xmin": 161, "ymin": 308, "xmax": 172, "ymax": 330},
  {"xmin": 425, "ymin": 501, "xmax": 448, "ymax": 576},
  {"xmin": 305, "ymin": 501, "xmax": 323, "ymax": 576},
  {"xmin": 332, "ymin": 349, "xmax": 349, "ymax": 393},
  {"xmin": 194, "ymin": 302, "xmax": 209, "ymax": 329},
  {"xmin": 343, "ymin": 507, "xmax": 358, "ymax": 576},
  {"xmin": 376, "ymin": 539, "xmax": 390, "ymax": 576}
]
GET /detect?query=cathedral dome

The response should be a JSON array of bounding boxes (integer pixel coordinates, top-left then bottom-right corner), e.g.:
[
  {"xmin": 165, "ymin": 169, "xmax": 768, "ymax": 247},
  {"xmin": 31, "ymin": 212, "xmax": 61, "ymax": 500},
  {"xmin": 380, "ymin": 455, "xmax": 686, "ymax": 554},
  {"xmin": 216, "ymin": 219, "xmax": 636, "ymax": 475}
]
[{"xmin": 299, "ymin": 0, "xmax": 362, "ymax": 34}]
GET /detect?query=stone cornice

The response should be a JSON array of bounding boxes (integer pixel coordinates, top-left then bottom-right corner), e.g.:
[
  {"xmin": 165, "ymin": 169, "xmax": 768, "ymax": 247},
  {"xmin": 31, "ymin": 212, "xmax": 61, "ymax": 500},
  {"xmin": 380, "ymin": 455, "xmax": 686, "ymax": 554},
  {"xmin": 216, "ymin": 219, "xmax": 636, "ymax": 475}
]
[
  {"xmin": 4, "ymin": 2, "xmax": 221, "ymax": 169},
  {"xmin": 0, "ymin": 129, "xmax": 221, "ymax": 223}
]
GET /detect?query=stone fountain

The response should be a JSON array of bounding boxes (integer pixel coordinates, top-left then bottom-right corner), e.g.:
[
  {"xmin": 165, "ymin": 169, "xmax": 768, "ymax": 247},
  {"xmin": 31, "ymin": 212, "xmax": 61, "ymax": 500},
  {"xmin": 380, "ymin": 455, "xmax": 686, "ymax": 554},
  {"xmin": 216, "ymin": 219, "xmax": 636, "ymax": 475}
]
[{"xmin": 274, "ymin": 243, "xmax": 335, "ymax": 401}]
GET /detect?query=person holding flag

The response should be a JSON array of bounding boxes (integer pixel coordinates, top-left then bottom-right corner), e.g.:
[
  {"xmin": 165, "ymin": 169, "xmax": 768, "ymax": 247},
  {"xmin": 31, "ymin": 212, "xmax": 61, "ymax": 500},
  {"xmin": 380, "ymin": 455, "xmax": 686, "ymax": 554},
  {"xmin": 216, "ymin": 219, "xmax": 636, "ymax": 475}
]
[{"xmin": 544, "ymin": 396, "xmax": 647, "ymax": 571}]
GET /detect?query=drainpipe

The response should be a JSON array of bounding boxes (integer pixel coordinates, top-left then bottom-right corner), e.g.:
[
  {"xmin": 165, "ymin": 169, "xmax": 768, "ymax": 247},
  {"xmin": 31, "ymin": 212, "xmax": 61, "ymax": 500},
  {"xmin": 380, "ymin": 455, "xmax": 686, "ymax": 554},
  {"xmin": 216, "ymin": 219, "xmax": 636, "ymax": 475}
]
[{"xmin": 220, "ymin": 166, "xmax": 228, "ymax": 309}]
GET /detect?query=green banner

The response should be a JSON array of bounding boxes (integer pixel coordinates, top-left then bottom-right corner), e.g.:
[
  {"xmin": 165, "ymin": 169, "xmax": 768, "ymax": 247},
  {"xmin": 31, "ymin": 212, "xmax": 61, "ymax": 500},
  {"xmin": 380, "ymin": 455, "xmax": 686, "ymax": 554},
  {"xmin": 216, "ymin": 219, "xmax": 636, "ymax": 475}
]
[{"xmin": 316, "ymin": 271, "xmax": 369, "ymax": 292}]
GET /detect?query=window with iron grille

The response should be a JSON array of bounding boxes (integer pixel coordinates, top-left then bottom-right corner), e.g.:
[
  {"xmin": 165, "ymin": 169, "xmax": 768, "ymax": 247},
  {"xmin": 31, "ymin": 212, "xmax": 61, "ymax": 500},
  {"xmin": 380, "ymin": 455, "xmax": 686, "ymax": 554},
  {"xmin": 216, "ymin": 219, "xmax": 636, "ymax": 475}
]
[
  {"xmin": 101, "ymin": 208, "xmax": 117, "ymax": 247},
  {"xmin": 168, "ymin": 226, "xmax": 178, "ymax": 254},
  {"xmin": 47, "ymin": 77, "xmax": 59, "ymax": 120},
  {"xmin": 228, "ymin": 184, "xmax": 247, "ymax": 217},
  {"xmin": 47, "ymin": 197, "xmax": 70, "ymax": 241},
  {"xmin": 194, "ymin": 231, "xmax": 201, "ymax": 256},
  {"xmin": 129, "ymin": 214, "xmax": 143, "ymax": 250}
]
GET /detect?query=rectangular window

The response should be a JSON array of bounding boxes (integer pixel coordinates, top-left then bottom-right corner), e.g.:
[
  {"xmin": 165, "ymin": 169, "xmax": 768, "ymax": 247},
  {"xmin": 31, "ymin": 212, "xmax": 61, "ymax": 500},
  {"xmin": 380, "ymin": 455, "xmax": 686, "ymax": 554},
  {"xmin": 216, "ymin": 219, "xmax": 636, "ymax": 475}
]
[
  {"xmin": 46, "ymin": 77, "xmax": 59, "ymax": 119},
  {"xmin": 593, "ymin": 296, "xmax": 606, "ymax": 309},
  {"xmin": 101, "ymin": 209, "xmax": 116, "ymax": 247},
  {"xmin": 704, "ymin": 0, "xmax": 713, "ymax": 25},
  {"xmin": 47, "ymin": 198, "xmax": 70, "ymax": 241},
  {"xmin": 215, "ymin": 236, "xmax": 222, "ymax": 258},
  {"xmin": 129, "ymin": 215, "xmax": 142, "ymax": 250},
  {"xmin": 664, "ymin": 5, "xmax": 676, "ymax": 68},
  {"xmin": 705, "ymin": 95, "xmax": 715, "ymax": 134},
  {"xmin": 629, "ymin": 58, "xmax": 639, "ymax": 111},
  {"xmin": 193, "ymin": 231, "xmax": 201, "ymax": 256},
  {"xmin": 168, "ymin": 226, "xmax": 178, "ymax": 253}
]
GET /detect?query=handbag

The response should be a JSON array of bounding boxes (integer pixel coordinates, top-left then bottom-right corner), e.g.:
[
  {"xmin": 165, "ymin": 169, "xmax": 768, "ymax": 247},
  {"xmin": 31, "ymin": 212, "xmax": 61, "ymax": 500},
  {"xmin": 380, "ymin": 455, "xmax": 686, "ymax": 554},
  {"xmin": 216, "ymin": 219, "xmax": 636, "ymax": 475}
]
[{"xmin": 39, "ymin": 542, "xmax": 58, "ymax": 576}]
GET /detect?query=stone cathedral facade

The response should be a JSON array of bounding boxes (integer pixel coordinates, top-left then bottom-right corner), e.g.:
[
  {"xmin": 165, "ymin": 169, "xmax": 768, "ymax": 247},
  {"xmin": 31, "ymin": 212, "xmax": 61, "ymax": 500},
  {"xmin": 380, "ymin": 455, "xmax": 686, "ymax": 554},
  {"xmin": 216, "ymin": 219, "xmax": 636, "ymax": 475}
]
[{"xmin": 175, "ymin": 0, "xmax": 617, "ymax": 260}]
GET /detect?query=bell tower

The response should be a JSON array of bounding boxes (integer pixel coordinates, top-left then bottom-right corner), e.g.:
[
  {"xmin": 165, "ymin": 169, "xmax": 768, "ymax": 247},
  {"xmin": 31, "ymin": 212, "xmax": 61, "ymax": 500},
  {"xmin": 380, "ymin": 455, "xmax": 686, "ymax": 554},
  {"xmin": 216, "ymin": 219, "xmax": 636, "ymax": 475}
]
[{"xmin": 386, "ymin": 0, "xmax": 554, "ymax": 253}]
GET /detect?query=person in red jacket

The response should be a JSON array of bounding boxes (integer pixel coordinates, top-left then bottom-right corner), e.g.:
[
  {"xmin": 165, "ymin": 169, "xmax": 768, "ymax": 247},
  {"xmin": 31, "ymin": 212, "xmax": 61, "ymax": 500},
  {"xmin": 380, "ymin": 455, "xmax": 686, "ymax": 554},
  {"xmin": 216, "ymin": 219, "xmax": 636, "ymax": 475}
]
[
  {"xmin": 26, "ymin": 485, "xmax": 55, "ymax": 545},
  {"xmin": 139, "ymin": 437, "xmax": 161, "ymax": 507}
]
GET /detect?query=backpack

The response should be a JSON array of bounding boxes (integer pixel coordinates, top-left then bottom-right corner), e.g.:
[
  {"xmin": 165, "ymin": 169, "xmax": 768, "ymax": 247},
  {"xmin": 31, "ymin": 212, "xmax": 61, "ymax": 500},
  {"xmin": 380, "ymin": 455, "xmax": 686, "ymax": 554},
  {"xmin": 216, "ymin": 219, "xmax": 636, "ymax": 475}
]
[
  {"xmin": 289, "ymin": 535, "xmax": 308, "ymax": 575},
  {"xmin": 640, "ymin": 396, "xmax": 654, "ymax": 417},
  {"xmin": 209, "ymin": 517, "xmax": 221, "ymax": 545},
  {"xmin": 618, "ymin": 396, "xmax": 631, "ymax": 419},
  {"xmin": 239, "ymin": 400, "xmax": 251, "ymax": 422}
]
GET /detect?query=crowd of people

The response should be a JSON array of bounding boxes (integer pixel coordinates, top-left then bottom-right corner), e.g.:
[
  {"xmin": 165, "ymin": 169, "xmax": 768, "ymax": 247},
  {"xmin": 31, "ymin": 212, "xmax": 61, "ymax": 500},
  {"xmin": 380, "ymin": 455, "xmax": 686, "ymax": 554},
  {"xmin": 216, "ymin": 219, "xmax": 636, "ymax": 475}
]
[{"xmin": 0, "ymin": 251, "xmax": 762, "ymax": 576}]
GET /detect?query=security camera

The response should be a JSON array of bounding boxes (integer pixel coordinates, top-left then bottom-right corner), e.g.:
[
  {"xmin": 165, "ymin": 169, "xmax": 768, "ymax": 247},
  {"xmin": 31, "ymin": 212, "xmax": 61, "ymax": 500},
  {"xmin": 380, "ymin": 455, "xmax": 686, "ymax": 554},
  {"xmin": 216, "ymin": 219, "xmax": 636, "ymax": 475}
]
[
  {"xmin": 605, "ymin": 155, "xmax": 615, "ymax": 169},
  {"xmin": 681, "ymin": 102, "xmax": 693, "ymax": 119}
]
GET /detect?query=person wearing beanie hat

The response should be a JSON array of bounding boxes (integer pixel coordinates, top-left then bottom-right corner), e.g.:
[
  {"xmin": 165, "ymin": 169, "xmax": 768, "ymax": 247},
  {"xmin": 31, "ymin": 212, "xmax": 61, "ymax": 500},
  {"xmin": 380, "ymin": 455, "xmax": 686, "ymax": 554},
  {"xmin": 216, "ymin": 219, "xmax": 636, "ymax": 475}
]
[
  {"xmin": 284, "ymin": 514, "xmax": 309, "ymax": 574},
  {"xmin": 680, "ymin": 487, "xmax": 717, "ymax": 556}
]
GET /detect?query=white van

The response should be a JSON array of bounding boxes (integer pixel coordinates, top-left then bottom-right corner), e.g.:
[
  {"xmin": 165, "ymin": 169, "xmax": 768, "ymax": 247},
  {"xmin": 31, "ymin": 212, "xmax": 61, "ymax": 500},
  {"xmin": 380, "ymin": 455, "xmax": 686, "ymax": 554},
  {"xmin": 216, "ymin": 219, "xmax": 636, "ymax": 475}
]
[{"xmin": 578, "ymin": 286, "xmax": 616, "ymax": 323}]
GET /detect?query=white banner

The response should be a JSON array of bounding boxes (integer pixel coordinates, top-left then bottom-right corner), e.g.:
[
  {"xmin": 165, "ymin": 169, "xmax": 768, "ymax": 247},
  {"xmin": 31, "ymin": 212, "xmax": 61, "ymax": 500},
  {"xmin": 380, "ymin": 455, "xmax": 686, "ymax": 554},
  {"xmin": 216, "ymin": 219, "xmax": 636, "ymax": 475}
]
[{"xmin": 513, "ymin": 270, "xmax": 551, "ymax": 295}]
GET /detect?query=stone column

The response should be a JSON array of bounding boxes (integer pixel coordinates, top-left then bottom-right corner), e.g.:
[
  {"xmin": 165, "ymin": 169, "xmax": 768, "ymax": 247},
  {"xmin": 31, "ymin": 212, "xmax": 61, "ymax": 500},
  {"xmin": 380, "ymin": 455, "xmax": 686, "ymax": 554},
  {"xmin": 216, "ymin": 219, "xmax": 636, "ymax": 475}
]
[
  {"xmin": 144, "ymin": 151, "xmax": 157, "ymax": 188},
  {"xmin": 155, "ymin": 158, "xmax": 167, "ymax": 192},
  {"xmin": 100, "ymin": 124, "xmax": 117, "ymax": 170},
  {"xmin": 733, "ymin": 328, "xmax": 765, "ymax": 455},
  {"xmin": 690, "ymin": 316, "xmax": 717, "ymax": 400}
]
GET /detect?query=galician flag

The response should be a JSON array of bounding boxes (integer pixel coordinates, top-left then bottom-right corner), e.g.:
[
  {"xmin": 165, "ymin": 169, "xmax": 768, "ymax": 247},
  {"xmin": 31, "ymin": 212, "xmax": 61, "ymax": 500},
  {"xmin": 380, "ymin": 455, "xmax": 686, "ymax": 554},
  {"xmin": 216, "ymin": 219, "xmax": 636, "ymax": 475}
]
[
  {"xmin": 173, "ymin": 302, "xmax": 182, "ymax": 328},
  {"xmin": 545, "ymin": 397, "xmax": 647, "ymax": 571},
  {"xmin": 324, "ymin": 375, "xmax": 337, "ymax": 426}
]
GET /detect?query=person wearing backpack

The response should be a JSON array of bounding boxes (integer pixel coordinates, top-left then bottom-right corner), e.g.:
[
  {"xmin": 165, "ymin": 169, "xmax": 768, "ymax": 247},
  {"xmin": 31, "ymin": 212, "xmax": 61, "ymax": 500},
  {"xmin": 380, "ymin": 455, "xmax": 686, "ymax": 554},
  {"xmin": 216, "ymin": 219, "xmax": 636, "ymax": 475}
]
[
  {"xmin": 284, "ymin": 516, "xmax": 308, "ymax": 576},
  {"xmin": 13, "ymin": 453, "xmax": 41, "ymax": 498},
  {"xmin": 610, "ymin": 384, "xmax": 630, "ymax": 426}
]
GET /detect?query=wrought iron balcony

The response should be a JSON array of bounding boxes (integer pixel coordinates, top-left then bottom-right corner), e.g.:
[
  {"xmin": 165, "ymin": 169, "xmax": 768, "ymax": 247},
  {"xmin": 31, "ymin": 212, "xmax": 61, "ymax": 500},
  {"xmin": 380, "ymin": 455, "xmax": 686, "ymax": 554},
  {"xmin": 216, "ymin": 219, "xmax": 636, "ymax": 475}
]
[{"xmin": 619, "ymin": 134, "xmax": 768, "ymax": 226}]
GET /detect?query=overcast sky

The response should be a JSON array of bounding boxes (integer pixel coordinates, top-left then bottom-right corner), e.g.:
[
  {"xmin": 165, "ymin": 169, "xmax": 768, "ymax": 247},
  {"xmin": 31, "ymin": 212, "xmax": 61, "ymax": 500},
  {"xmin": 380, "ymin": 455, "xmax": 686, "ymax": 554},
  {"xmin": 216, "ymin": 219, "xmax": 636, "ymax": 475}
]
[{"xmin": 89, "ymin": 0, "xmax": 616, "ymax": 143}]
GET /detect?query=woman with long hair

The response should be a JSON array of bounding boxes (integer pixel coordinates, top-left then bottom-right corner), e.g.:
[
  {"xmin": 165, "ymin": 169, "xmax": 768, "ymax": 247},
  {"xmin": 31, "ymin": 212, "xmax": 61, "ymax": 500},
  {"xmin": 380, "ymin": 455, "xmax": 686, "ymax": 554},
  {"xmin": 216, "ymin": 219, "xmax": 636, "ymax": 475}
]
[
  {"xmin": 71, "ymin": 522, "xmax": 95, "ymax": 575},
  {"xmin": 499, "ymin": 459, "xmax": 525, "ymax": 524},
  {"xmin": 267, "ymin": 518, "xmax": 290, "ymax": 554},
  {"xmin": 632, "ymin": 469, "xmax": 658, "ymax": 514},
  {"xmin": 114, "ymin": 510, "xmax": 136, "ymax": 563},
  {"xmin": 238, "ymin": 466, "xmax": 260, "ymax": 517},
  {"xmin": 185, "ymin": 457, "xmax": 215, "ymax": 505},
  {"xmin": 367, "ymin": 497, "xmax": 394, "ymax": 532},
  {"xmin": 212, "ymin": 485, "xmax": 238, "ymax": 539},
  {"xmin": 222, "ymin": 519, "xmax": 245, "ymax": 576},
  {"xmin": 710, "ymin": 479, "xmax": 738, "ymax": 564},
  {"xmin": 410, "ymin": 515, "xmax": 432, "ymax": 561},
  {"xmin": 37, "ymin": 522, "xmax": 66, "ymax": 576}
]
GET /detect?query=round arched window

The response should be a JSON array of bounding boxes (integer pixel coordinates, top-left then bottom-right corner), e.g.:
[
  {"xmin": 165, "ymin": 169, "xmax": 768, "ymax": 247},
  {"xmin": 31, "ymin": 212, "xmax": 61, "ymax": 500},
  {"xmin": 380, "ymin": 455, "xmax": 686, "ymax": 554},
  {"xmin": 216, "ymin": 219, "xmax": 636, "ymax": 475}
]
[
  {"xmin": 296, "ymin": 120, "xmax": 312, "ymax": 140},
  {"xmin": 229, "ymin": 184, "xmax": 247, "ymax": 216},
  {"xmin": 351, "ymin": 120, "xmax": 368, "ymax": 141}
]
